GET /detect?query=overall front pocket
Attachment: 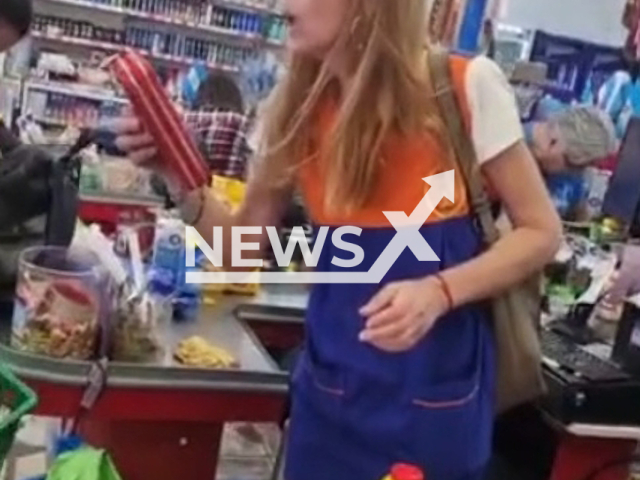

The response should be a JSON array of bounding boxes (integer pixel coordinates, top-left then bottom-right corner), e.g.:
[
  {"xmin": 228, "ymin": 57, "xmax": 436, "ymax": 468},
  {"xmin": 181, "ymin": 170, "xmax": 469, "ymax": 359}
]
[
  {"xmin": 407, "ymin": 337, "xmax": 493, "ymax": 479},
  {"xmin": 293, "ymin": 351, "xmax": 346, "ymax": 399}
]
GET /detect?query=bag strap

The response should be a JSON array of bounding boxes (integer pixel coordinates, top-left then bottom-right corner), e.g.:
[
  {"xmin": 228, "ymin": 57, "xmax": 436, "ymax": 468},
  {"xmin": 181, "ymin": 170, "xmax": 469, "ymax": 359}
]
[{"xmin": 428, "ymin": 49, "xmax": 500, "ymax": 246}]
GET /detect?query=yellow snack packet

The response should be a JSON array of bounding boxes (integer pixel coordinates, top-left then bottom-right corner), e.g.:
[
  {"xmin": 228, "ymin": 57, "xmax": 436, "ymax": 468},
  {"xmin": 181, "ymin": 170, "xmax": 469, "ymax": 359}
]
[{"xmin": 199, "ymin": 176, "xmax": 260, "ymax": 296}]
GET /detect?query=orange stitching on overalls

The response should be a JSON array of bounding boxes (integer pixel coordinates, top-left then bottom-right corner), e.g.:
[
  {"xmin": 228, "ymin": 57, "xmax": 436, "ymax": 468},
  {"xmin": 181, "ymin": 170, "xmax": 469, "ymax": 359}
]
[
  {"xmin": 305, "ymin": 364, "xmax": 345, "ymax": 396},
  {"xmin": 313, "ymin": 380, "xmax": 345, "ymax": 396},
  {"xmin": 412, "ymin": 382, "xmax": 479, "ymax": 409}
]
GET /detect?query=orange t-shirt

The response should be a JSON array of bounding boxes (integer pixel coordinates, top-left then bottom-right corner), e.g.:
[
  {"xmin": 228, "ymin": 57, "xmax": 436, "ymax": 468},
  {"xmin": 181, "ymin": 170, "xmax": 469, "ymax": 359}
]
[{"xmin": 299, "ymin": 56, "xmax": 475, "ymax": 227}]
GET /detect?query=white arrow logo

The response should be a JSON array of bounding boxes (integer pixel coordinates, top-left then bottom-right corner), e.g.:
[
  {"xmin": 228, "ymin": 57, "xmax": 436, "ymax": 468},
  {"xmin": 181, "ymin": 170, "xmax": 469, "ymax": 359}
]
[
  {"xmin": 186, "ymin": 170, "xmax": 456, "ymax": 284},
  {"xmin": 368, "ymin": 170, "xmax": 455, "ymax": 280}
]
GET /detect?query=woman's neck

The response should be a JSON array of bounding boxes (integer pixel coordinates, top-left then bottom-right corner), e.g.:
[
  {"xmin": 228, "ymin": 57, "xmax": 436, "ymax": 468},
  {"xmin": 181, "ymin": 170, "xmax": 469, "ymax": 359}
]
[{"xmin": 325, "ymin": 48, "xmax": 354, "ymax": 93}]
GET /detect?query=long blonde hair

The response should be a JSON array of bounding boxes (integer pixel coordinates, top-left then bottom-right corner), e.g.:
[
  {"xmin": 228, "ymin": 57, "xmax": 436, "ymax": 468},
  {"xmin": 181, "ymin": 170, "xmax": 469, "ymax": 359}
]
[{"xmin": 260, "ymin": 0, "xmax": 446, "ymax": 212}]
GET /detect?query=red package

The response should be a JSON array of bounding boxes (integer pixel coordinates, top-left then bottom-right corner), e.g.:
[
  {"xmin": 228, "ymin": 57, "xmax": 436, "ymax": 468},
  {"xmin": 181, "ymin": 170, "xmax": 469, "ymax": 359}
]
[{"xmin": 109, "ymin": 50, "xmax": 209, "ymax": 192}]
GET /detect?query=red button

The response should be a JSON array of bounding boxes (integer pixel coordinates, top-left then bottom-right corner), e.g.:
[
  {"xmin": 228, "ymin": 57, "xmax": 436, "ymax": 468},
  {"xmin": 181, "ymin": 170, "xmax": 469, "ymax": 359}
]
[{"xmin": 391, "ymin": 464, "xmax": 424, "ymax": 480}]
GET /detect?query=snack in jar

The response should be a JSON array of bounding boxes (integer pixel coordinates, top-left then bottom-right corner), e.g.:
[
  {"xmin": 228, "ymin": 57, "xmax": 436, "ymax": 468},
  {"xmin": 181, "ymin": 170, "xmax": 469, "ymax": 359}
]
[
  {"xmin": 12, "ymin": 246, "xmax": 105, "ymax": 360},
  {"xmin": 111, "ymin": 294, "xmax": 171, "ymax": 363}
]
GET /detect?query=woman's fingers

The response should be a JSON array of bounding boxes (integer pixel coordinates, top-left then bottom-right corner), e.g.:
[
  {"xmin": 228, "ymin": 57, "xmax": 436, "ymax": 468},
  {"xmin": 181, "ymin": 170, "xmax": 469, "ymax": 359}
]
[
  {"xmin": 100, "ymin": 114, "xmax": 159, "ymax": 166},
  {"xmin": 360, "ymin": 316, "xmax": 406, "ymax": 343},
  {"xmin": 362, "ymin": 304, "xmax": 403, "ymax": 331},
  {"xmin": 359, "ymin": 283, "xmax": 399, "ymax": 316},
  {"xmin": 101, "ymin": 116, "xmax": 142, "ymax": 135},
  {"xmin": 115, "ymin": 132, "xmax": 154, "ymax": 152},
  {"xmin": 367, "ymin": 321, "xmax": 421, "ymax": 352},
  {"xmin": 128, "ymin": 146, "xmax": 159, "ymax": 165}
]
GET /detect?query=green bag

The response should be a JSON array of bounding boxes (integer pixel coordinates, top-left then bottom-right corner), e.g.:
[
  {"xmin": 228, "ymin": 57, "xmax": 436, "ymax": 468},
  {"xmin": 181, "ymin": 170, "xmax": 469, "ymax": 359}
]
[{"xmin": 46, "ymin": 447, "xmax": 122, "ymax": 480}]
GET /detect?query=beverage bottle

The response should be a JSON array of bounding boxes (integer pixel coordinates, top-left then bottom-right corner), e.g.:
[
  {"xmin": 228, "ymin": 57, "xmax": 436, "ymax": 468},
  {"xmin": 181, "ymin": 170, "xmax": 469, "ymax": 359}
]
[{"xmin": 382, "ymin": 464, "xmax": 424, "ymax": 480}]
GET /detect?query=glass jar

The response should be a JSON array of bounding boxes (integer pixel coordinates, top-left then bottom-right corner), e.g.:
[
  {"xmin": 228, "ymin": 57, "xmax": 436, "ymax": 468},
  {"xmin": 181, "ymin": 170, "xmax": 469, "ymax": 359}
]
[{"xmin": 12, "ymin": 246, "xmax": 105, "ymax": 361}]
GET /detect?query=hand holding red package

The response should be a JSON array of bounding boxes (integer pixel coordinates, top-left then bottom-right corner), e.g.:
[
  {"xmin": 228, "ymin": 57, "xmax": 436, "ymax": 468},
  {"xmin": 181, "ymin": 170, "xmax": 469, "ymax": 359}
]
[{"xmin": 108, "ymin": 50, "xmax": 209, "ymax": 193}]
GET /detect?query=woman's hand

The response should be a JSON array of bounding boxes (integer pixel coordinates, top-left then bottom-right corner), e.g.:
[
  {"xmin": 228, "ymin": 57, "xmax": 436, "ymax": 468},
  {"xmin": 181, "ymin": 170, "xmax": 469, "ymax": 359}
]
[
  {"xmin": 104, "ymin": 115, "xmax": 158, "ymax": 165},
  {"xmin": 359, "ymin": 277, "xmax": 450, "ymax": 353},
  {"xmin": 104, "ymin": 114, "xmax": 185, "ymax": 200}
]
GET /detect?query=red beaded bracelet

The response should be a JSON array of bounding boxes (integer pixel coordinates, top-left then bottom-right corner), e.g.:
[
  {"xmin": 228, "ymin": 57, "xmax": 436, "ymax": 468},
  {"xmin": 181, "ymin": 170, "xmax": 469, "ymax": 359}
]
[{"xmin": 434, "ymin": 273, "xmax": 454, "ymax": 312}]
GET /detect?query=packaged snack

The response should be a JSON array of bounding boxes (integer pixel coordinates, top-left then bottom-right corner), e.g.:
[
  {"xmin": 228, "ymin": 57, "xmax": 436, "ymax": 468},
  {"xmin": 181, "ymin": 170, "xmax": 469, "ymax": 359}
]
[
  {"xmin": 12, "ymin": 247, "xmax": 103, "ymax": 360},
  {"xmin": 149, "ymin": 216, "xmax": 185, "ymax": 296},
  {"xmin": 200, "ymin": 176, "xmax": 260, "ymax": 296},
  {"xmin": 211, "ymin": 175, "xmax": 246, "ymax": 212},
  {"xmin": 175, "ymin": 336, "xmax": 238, "ymax": 369},
  {"xmin": 108, "ymin": 50, "xmax": 209, "ymax": 193}
]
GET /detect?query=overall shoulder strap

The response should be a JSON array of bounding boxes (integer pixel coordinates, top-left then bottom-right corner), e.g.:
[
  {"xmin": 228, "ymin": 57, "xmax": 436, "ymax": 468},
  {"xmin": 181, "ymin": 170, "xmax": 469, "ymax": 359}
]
[{"xmin": 428, "ymin": 49, "xmax": 500, "ymax": 245}]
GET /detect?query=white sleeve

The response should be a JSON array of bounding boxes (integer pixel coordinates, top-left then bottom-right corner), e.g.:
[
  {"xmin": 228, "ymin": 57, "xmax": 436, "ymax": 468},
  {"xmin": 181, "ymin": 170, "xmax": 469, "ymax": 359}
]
[{"xmin": 465, "ymin": 56, "xmax": 524, "ymax": 165}]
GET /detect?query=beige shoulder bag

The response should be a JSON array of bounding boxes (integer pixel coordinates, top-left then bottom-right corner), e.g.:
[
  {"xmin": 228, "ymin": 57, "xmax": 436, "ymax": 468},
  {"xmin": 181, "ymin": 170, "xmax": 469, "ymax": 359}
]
[{"xmin": 428, "ymin": 49, "xmax": 546, "ymax": 413}]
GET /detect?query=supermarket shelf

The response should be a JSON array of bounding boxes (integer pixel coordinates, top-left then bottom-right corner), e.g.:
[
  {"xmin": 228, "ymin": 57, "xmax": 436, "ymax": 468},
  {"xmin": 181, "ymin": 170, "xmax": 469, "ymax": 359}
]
[
  {"xmin": 216, "ymin": 0, "xmax": 283, "ymax": 15},
  {"xmin": 31, "ymin": 115, "xmax": 97, "ymax": 129},
  {"xmin": 32, "ymin": 115, "xmax": 70, "ymax": 127},
  {"xmin": 36, "ymin": 0, "xmax": 285, "ymax": 47},
  {"xmin": 31, "ymin": 30, "xmax": 241, "ymax": 73},
  {"xmin": 25, "ymin": 80, "xmax": 129, "ymax": 104}
]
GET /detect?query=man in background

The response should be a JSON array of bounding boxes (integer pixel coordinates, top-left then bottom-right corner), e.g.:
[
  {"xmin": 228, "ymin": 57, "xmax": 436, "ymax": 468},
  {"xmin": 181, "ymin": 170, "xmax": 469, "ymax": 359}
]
[
  {"xmin": 151, "ymin": 72, "xmax": 252, "ymax": 204},
  {"xmin": 185, "ymin": 72, "xmax": 252, "ymax": 181},
  {"xmin": 524, "ymin": 105, "xmax": 618, "ymax": 219}
]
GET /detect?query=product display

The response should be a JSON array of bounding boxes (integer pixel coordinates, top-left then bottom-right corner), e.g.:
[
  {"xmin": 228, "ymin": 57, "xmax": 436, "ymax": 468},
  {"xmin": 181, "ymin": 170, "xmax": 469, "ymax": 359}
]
[
  {"xmin": 25, "ymin": 90, "xmax": 122, "ymax": 128},
  {"xmin": 80, "ymin": 158, "xmax": 155, "ymax": 197},
  {"xmin": 42, "ymin": 0, "xmax": 286, "ymax": 41},
  {"xmin": 32, "ymin": 16, "xmax": 124, "ymax": 45},
  {"xmin": 175, "ymin": 336, "xmax": 238, "ymax": 369},
  {"xmin": 32, "ymin": 15, "xmax": 261, "ymax": 70}
]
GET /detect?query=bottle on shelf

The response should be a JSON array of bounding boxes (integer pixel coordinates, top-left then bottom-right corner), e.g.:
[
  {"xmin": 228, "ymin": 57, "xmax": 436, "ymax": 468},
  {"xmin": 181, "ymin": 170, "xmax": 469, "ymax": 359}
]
[{"xmin": 382, "ymin": 464, "xmax": 425, "ymax": 480}]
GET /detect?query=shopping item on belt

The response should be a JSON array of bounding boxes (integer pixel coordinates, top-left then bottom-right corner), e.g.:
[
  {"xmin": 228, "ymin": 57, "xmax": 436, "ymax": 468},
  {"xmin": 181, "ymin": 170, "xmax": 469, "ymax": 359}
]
[{"xmin": 108, "ymin": 50, "xmax": 209, "ymax": 192}]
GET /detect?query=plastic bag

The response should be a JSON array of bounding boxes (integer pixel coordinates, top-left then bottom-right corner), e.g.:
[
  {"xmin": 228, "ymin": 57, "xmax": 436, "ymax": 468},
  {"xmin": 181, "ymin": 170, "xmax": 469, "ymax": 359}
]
[{"xmin": 46, "ymin": 447, "xmax": 122, "ymax": 480}]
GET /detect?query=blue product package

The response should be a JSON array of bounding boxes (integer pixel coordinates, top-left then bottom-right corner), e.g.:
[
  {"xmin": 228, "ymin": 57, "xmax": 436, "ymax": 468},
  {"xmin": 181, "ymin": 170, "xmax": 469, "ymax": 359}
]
[
  {"xmin": 173, "ymin": 249, "xmax": 201, "ymax": 323},
  {"xmin": 173, "ymin": 283, "xmax": 200, "ymax": 322},
  {"xmin": 149, "ymin": 218, "xmax": 185, "ymax": 296}
]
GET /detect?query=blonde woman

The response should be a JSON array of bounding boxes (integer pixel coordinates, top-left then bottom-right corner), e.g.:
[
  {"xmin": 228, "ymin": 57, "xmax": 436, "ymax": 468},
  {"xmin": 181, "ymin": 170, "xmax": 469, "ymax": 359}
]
[{"xmin": 113, "ymin": 1, "xmax": 562, "ymax": 478}]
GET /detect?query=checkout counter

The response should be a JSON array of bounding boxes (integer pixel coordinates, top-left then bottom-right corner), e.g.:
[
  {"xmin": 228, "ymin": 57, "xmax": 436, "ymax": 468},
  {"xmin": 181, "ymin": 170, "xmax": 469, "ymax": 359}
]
[
  {"xmin": 0, "ymin": 285, "xmax": 307, "ymax": 480},
  {"xmin": 493, "ymin": 239, "xmax": 640, "ymax": 480}
]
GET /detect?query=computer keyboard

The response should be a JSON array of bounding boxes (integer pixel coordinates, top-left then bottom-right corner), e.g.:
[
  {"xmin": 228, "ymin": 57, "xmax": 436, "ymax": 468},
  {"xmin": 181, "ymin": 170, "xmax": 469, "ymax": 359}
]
[{"xmin": 540, "ymin": 329, "xmax": 630, "ymax": 382}]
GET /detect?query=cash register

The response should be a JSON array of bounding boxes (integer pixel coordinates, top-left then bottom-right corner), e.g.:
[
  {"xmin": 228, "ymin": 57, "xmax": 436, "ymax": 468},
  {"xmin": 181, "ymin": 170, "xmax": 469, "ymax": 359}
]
[{"xmin": 539, "ymin": 118, "xmax": 640, "ymax": 427}]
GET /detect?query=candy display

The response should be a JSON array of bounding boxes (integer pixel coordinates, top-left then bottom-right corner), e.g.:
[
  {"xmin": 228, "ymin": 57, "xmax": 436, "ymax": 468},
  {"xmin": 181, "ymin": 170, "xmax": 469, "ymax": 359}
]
[
  {"xmin": 12, "ymin": 247, "xmax": 104, "ymax": 361},
  {"xmin": 175, "ymin": 336, "xmax": 238, "ymax": 369}
]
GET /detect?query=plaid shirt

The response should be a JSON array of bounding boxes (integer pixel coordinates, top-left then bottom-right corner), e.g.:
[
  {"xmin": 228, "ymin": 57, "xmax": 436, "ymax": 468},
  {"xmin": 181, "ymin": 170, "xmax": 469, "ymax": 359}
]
[{"xmin": 183, "ymin": 110, "xmax": 252, "ymax": 180}]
